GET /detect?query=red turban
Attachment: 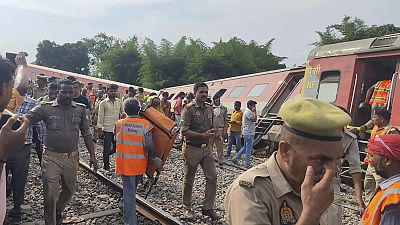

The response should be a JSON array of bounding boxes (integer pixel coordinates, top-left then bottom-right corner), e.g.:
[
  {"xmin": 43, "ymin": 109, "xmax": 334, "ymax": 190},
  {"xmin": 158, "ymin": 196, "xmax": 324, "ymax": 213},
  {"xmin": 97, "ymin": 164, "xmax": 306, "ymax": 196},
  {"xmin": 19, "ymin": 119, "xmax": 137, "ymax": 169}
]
[{"xmin": 368, "ymin": 134, "xmax": 400, "ymax": 161}]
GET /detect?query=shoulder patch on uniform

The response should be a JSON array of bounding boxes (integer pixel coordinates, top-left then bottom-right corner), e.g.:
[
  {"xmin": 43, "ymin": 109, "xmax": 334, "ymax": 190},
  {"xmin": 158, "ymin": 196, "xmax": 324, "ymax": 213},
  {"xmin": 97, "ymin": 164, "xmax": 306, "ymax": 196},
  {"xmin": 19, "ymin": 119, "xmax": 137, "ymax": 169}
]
[
  {"xmin": 279, "ymin": 201, "xmax": 297, "ymax": 225},
  {"xmin": 239, "ymin": 180, "xmax": 254, "ymax": 188}
]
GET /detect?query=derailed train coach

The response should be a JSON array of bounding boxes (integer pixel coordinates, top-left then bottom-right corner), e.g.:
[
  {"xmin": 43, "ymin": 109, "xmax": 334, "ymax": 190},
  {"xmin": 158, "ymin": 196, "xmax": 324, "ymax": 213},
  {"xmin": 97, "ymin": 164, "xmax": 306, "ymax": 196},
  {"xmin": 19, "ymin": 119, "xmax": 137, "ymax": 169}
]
[
  {"xmin": 303, "ymin": 33, "xmax": 400, "ymax": 128},
  {"xmin": 159, "ymin": 66, "xmax": 306, "ymax": 116},
  {"xmin": 26, "ymin": 64, "xmax": 156, "ymax": 95}
]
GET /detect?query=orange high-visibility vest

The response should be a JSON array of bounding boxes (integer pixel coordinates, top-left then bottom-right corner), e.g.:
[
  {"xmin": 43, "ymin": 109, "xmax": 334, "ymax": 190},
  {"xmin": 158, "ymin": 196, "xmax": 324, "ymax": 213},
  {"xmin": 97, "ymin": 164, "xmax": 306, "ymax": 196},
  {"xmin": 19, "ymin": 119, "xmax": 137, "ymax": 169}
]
[
  {"xmin": 361, "ymin": 176, "xmax": 400, "ymax": 225},
  {"xmin": 369, "ymin": 80, "xmax": 392, "ymax": 105},
  {"xmin": 115, "ymin": 117, "xmax": 154, "ymax": 176}
]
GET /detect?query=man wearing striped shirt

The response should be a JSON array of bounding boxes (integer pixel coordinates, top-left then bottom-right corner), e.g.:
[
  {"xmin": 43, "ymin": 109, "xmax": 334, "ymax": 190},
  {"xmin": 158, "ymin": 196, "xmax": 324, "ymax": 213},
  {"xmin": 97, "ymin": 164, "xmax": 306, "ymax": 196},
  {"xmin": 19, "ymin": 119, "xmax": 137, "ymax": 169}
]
[{"xmin": 6, "ymin": 85, "xmax": 45, "ymax": 223}]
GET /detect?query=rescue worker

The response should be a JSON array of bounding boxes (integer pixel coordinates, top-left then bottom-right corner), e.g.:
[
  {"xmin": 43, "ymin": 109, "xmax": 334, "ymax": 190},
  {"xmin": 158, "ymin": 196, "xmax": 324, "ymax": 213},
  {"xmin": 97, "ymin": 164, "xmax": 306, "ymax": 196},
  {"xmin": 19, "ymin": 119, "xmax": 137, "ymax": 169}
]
[
  {"xmin": 147, "ymin": 96, "xmax": 163, "ymax": 113},
  {"xmin": 115, "ymin": 98, "xmax": 161, "ymax": 225},
  {"xmin": 322, "ymin": 107, "xmax": 365, "ymax": 225},
  {"xmin": 359, "ymin": 80, "xmax": 392, "ymax": 138},
  {"xmin": 6, "ymin": 84, "xmax": 45, "ymax": 223},
  {"xmin": 32, "ymin": 74, "xmax": 48, "ymax": 100},
  {"xmin": 225, "ymin": 97, "xmax": 351, "ymax": 225},
  {"xmin": 0, "ymin": 56, "xmax": 29, "ymax": 224},
  {"xmin": 181, "ymin": 82, "xmax": 221, "ymax": 220},
  {"xmin": 361, "ymin": 134, "xmax": 400, "ymax": 224},
  {"xmin": 97, "ymin": 84, "xmax": 124, "ymax": 171},
  {"xmin": 209, "ymin": 96, "xmax": 228, "ymax": 167},
  {"xmin": 26, "ymin": 79, "xmax": 98, "ymax": 225},
  {"xmin": 225, "ymin": 101, "xmax": 243, "ymax": 157},
  {"xmin": 364, "ymin": 107, "xmax": 399, "ymax": 203},
  {"xmin": 231, "ymin": 100, "xmax": 257, "ymax": 168}
]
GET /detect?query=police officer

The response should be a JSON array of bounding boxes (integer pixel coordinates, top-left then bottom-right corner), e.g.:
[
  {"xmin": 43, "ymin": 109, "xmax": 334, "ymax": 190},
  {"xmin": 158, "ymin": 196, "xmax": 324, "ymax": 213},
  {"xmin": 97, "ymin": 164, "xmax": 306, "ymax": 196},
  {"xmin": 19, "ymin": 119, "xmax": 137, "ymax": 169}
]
[
  {"xmin": 225, "ymin": 98, "xmax": 351, "ymax": 225},
  {"xmin": 180, "ymin": 82, "xmax": 221, "ymax": 220},
  {"xmin": 26, "ymin": 79, "xmax": 98, "ymax": 225},
  {"xmin": 32, "ymin": 74, "xmax": 48, "ymax": 100}
]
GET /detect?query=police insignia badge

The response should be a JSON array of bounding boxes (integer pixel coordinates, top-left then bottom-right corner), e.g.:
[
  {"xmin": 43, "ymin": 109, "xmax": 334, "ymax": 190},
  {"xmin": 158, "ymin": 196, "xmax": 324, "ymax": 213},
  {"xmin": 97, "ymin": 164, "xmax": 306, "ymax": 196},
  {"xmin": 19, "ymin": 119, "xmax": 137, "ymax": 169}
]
[{"xmin": 279, "ymin": 201, "xmax": 297, "ymax": 225}]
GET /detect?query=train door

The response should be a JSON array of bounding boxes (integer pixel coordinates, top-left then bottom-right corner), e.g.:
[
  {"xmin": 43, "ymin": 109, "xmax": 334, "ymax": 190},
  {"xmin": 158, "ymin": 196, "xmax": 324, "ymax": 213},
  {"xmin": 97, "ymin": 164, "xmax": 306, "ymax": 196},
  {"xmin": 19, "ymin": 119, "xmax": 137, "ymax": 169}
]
[
  {"xmin": 262, "ymin": 73, "xmax": 303, "ymax": 116},
  {"xmin": 352, "ymin": 57, "xmax": 399, "ymax": 126}
]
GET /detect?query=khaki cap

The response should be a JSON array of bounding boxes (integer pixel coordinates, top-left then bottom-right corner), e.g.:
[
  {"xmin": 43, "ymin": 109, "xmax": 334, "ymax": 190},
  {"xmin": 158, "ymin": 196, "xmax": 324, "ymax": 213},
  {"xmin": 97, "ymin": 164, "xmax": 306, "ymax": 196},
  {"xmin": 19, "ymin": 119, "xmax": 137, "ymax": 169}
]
[{"xmin": 278, "ymin": 97, "xmax": 351, "ymax": 141}]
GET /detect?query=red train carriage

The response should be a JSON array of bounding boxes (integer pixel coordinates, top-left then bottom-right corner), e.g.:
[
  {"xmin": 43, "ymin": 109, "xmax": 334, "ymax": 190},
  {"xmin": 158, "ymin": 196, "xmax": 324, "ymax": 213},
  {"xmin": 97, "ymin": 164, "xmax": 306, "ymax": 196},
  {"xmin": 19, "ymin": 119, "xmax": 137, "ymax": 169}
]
[
  {"xmin": 303, "ymin": 33, "xmax": 400, "ymax": 127},
  {"xmin": 160, "ymin": 66, "xmax": 305, "ymax": 116},
  {"xmin": 26, "ymin": 64, "xmax": 157, "ymax": 95}
]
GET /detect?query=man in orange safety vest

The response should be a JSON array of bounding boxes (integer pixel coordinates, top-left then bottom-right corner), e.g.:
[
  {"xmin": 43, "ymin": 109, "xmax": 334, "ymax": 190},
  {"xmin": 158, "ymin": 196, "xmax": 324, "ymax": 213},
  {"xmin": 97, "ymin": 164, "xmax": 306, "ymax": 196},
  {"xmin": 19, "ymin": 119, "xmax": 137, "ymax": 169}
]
[
  {"xmin": 361, "ymin": 134, "xmax": 400, "ymax": 225},
  {"xmin": 115, "ymin": 98, "xmax": 161, "ymax": 225}
]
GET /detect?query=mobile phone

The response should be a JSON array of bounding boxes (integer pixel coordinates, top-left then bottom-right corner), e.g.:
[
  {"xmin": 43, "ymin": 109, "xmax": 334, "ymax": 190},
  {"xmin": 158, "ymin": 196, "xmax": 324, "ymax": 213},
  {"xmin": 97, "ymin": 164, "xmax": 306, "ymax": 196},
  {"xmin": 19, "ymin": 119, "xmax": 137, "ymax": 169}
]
[
  {"xmin": 0, "ymin": 113, "xmax": 21, "ymax": 130},
  {"xmin": 6, "ymin": 52, "xmax": 17, "ymax": 65}
]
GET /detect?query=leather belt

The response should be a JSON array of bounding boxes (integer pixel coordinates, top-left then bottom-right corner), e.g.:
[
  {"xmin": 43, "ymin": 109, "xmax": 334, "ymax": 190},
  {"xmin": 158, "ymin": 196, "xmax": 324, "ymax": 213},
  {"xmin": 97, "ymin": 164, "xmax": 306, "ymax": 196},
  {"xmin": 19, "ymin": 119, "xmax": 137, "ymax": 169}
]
[
  {"xmin": 44, "ymin": 149, "xmax": 79, "ymax": 159},
  {"xmin": 186, "ymin": 142, "xmax": 208, "ymax": 148}
]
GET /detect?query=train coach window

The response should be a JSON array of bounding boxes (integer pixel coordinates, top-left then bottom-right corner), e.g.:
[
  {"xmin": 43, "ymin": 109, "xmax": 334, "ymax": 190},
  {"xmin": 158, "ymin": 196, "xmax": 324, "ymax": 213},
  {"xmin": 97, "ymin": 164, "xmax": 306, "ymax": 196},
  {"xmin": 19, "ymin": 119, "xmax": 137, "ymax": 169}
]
[
  {"xmin": 247, "ymin": 83, "xmax": 268, "ymax": 97},
  {"xmin": 214, "ymin": 88, "xmax": 227, "ymax": 98},
  {"xmin": 317, "ymin": 71, "xmax": 341, "ymax": 103},
  {"xmin": 229, "ymin": 86, "xmax": 245, "ymax": 98}
]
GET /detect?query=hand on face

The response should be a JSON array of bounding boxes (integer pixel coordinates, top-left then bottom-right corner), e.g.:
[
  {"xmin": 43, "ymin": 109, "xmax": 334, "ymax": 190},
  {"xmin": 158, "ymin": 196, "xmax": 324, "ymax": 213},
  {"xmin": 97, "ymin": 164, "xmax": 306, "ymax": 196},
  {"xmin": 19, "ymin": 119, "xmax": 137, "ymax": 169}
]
[{"xmin": 0, "ymin": 115, "xmax": 29, "ymax": 160}]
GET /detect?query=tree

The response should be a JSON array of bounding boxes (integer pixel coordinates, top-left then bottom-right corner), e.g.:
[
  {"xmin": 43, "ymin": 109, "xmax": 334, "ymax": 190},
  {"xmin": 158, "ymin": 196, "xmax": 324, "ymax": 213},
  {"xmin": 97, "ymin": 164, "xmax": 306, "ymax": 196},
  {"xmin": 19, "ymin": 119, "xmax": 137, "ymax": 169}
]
[
  {"xmin": 313, "ymin": 16, "xmax": 400, "ymax": 46},
  {"xmin": 97, "ymin": 37, "xmax": 141, "ymax": 84},
  {"xmin": 35, "ymin": 40, "xmax": 89, "ymax": 74}
]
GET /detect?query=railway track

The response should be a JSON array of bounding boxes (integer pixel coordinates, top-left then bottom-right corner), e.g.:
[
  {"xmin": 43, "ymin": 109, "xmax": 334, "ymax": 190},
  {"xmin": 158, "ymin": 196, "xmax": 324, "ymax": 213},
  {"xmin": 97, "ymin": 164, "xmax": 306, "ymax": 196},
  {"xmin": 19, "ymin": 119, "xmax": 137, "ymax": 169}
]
[{"xmin": 79, "ymin": 161, "xmax": 183, "ymax": 225}]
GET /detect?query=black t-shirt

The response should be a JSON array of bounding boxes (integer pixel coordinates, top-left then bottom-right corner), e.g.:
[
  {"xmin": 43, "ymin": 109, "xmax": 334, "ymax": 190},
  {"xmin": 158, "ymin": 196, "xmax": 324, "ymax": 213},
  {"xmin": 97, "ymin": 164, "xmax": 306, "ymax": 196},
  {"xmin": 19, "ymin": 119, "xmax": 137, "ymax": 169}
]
[{"xmin": 73, "ymin": 95, "xmax": 91, "ymax": 110}]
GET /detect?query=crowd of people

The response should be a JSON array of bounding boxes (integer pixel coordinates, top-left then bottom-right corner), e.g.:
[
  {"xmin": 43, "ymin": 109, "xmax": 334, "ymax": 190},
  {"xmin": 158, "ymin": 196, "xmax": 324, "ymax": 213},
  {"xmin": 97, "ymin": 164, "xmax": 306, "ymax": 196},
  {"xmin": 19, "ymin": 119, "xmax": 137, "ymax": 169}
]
[{"xmin": 0, "ymin": 52, "xmax": 399, "ymax": 225}]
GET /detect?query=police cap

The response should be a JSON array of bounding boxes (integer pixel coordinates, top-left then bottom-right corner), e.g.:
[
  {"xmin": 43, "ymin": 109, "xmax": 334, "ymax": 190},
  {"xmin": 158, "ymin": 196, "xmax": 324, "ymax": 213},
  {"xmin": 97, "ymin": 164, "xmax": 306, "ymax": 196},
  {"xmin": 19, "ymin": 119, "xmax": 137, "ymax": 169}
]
[{"xmin": 278, "ymin": 98, "xmax": 351, "ymax": 141}]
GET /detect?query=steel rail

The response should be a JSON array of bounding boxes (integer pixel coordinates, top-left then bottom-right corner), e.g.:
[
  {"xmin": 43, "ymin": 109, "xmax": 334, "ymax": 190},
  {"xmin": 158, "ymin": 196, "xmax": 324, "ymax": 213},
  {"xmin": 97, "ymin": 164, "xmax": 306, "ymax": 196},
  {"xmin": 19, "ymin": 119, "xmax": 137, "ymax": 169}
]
[{"xmin": 79, "ymin": 161, "xmax": 183, "ymax": 225}]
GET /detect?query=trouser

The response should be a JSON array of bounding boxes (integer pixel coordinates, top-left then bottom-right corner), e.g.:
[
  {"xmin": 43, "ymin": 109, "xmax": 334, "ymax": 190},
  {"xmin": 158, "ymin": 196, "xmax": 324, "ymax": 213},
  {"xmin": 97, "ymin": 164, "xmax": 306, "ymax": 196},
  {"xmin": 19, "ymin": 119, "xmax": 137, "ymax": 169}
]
[
  {"xmin": 364, "ymin": 164, "xmax": 384, "ymax": 204},
  {"xmin": 322, "ymin": 179, "xmax": 342, "ymax": 225},
  {"xmin": 33, "ymin": 127, "xmax": 43, "ymax": 163},
  {"xmin": 6, "ymin": 145, "xmax": 31, "ymax": 216},
  {"xmin": 226, "ymin": 131, "xmax": 241, "ymax": 155},
  {"xmin": 41, "ymin": 154, "xmax": 79, "ymax": 225},
  {"xmin": 233, "ymin": 135, "xmax": 254, "ymax": 167},
  {"xmin": 182, "ymin": 143, "xmax": 217, "ymax": 210},
  {"xmin": 103, "ymin": 131, "xmax": 114, "ymax": 169},
  {"xmin": 209, "ymin": 130, "xmax": 224, "ymax": 164},
  {"xmin": 122, "ymin": 175, "xmax": 140, "ymax": 225}
]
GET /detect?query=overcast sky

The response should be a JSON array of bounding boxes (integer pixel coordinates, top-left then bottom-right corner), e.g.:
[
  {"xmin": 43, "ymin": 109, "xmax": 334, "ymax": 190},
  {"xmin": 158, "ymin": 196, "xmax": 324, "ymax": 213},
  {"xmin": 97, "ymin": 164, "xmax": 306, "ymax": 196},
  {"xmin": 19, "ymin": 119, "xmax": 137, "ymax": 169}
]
[{"xmin": 1, "ymin": 0, "xmax": 399, "ymax": 68}]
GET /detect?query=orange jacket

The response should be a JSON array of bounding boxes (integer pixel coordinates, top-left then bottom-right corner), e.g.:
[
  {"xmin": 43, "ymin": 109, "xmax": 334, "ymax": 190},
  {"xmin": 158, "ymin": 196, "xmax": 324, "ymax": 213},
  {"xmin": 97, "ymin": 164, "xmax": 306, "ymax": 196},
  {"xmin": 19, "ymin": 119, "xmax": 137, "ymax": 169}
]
[
  {"xmin": 369, "ymin": 80, "xmax": 392, "ymax": 105},
  {"xmin": 115, "ymin": 117, "xmax": 153, "ymax": 176},
  {"xmin": 361, "ymin": 175, "xmax": 400, "ymax": 225}
]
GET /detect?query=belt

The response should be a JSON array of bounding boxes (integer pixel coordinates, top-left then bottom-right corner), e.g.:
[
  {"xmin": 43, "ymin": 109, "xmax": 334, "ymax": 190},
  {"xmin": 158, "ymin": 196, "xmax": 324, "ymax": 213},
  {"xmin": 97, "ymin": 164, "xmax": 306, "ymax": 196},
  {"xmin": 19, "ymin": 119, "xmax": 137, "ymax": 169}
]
[
  {"xmin": 44, "ymin": 149, "xmax": 79, "ymax": 159},
  {"xmin": 186, "ymin": 142, "xmax": 208, "ymax": 148}
]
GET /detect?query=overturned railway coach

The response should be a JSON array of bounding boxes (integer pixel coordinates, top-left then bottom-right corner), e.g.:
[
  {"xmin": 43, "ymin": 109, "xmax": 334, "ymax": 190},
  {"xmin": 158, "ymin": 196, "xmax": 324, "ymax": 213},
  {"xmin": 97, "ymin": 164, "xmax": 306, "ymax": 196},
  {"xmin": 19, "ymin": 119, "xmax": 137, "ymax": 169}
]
[
  {"xmin": 303, "ymin": 33, "xmax": 400, "ymax": 128},
  {"xmin": 160, "ymin": 66, "xmax": 305, "ymax": 116}
]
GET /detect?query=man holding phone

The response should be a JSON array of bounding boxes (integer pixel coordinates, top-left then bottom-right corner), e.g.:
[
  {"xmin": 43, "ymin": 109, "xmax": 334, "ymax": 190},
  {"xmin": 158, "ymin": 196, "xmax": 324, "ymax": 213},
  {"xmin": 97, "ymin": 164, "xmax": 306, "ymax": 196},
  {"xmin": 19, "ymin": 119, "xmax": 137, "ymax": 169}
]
[
  {"xmin": 0, "ymin": 56, "xmax": 29, "ymax": 224},
  {"xmin": 180, "ymin": 82, "xmax": 221, "ymax": 220},
  {"xmin": 232, "ymin": 100, "xmax": 257, "ymax": 168}
]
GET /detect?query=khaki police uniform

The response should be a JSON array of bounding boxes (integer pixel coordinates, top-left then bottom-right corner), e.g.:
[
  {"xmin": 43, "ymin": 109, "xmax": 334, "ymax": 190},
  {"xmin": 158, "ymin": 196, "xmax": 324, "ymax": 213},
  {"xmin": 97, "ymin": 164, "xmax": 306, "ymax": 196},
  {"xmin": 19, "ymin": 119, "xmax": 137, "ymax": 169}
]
[
  {"xmin": 32, "ymin": 86, "xmax": 48, "ymax": 100},
  {"xmin": 322, "ymin": 130, "xmax": 362, "ymax": 225},
  {"xmin": 209, "ymin": 105, "xmax": 228, "ymax": 164},
  {"xmin": 26, "ymin": 100, "xmax": 91, "ymax": 225},
  {"xmin": 225, "ymin": 97, "xmax": 351, "ymax": 225},
  {"xmin": 181, "ymin": 101, "xmax": 217, "ymax": 210}
]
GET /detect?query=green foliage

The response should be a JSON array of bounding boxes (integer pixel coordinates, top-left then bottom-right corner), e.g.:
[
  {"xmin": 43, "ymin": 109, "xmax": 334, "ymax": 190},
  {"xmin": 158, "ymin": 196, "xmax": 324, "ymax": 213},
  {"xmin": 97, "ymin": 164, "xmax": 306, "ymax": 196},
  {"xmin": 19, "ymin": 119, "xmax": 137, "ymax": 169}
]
[
  {"xmin": 35, "ymin": 40, "xmax": 89, "ymax": 74},
  {"xmin": 35, "ymin": 34, "xmax": 286, "ymax": 89},
  {"xmin": 313, "ymin": 16, "xmax": 400, "ymax": 46},
  {"xmin": 97, "ymin": 37, "xmax": 141, "ymax": 84}
]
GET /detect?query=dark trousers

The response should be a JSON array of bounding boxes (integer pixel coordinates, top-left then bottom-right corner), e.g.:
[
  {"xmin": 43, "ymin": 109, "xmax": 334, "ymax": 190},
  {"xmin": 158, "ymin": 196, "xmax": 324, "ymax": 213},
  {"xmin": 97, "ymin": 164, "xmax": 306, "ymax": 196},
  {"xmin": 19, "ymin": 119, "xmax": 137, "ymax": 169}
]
[
  {"xmin": 103, "ymin": 132, "xmax": 114, "ymax": 169},
  {"xmin": 33, "ymin": 127, "xmax": 43, "ymax": 163},
  {"xmin": 6, "ymin": 145, "xmax": 31, "ymax": 216}
]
